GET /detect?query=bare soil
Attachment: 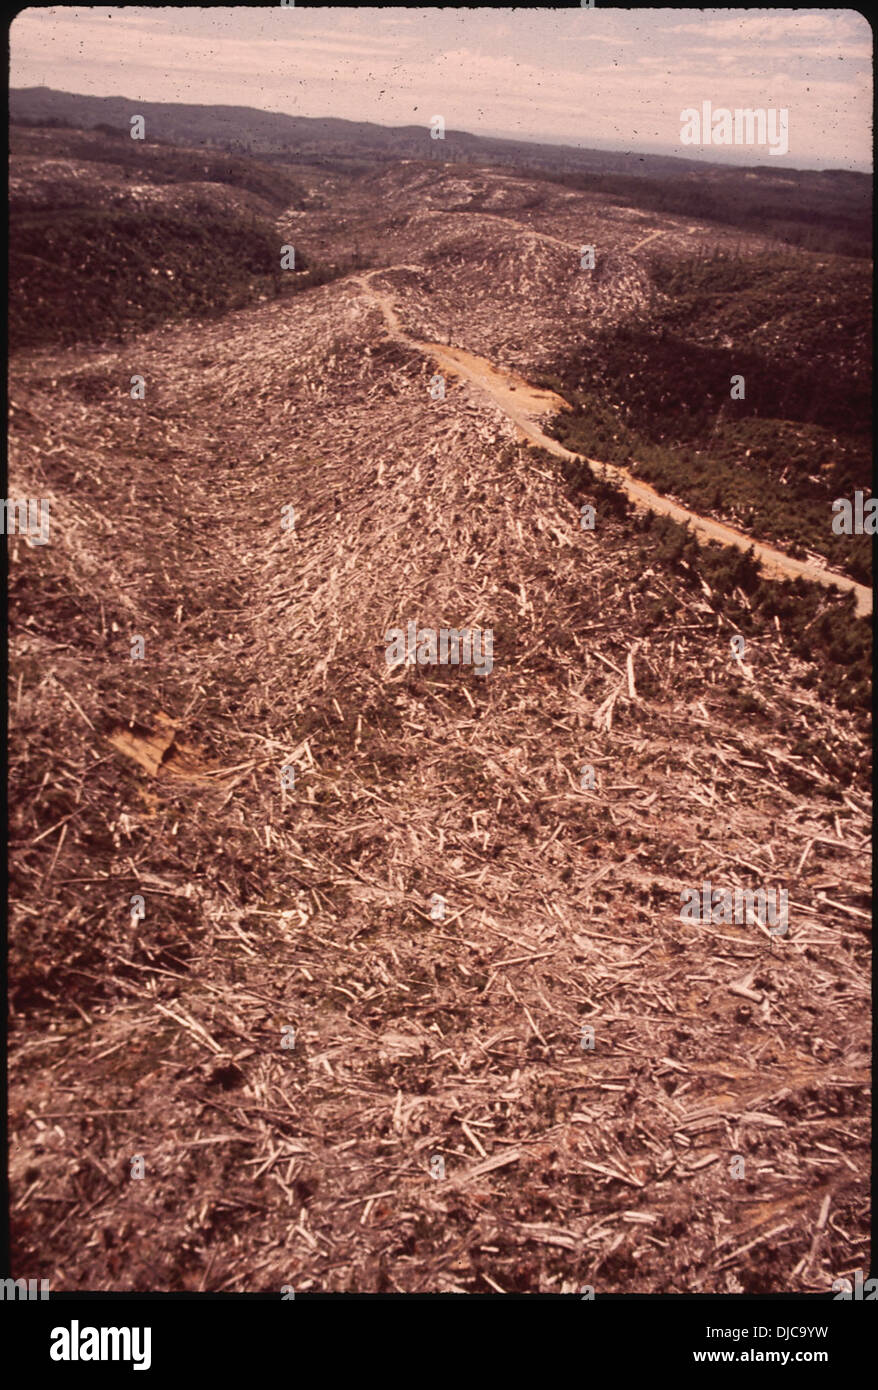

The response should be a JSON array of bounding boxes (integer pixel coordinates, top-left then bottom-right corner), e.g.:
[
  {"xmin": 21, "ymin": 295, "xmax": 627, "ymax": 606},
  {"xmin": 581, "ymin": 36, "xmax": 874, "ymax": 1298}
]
[{"xmin": 8, "ymin": 154, "xmax": 871, "ymax": 1294}]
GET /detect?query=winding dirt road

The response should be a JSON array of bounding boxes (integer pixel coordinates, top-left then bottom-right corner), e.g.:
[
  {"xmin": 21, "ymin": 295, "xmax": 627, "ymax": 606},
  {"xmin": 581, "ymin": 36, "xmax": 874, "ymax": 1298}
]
[{"xmin": 355, "ymin": 270, "xmax": 872, "ymax": 617}]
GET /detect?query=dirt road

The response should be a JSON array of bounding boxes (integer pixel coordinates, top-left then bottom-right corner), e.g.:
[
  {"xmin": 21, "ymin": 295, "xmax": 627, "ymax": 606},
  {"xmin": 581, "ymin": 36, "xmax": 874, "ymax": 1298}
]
[{"xmin": 355, "ymin": 270, "xmax": 872, "ymax": 617}]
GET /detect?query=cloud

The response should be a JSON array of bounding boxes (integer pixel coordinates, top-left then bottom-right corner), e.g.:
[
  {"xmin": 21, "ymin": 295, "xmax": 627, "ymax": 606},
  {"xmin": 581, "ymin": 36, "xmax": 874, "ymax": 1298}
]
[
  {"xmin": 9, "ymin": 6, "xmax": 872, "ymax": 169},
  {"xmin": 669, "ymin": 13, "xmax": 839, "ymax": 43}
]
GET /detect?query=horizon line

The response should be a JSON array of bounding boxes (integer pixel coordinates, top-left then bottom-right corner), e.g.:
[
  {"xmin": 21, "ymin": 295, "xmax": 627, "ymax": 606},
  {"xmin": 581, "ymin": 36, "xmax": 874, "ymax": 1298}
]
[{"xmin": 11, "ymin": 84, "xmax": 872, "ymax": 178}]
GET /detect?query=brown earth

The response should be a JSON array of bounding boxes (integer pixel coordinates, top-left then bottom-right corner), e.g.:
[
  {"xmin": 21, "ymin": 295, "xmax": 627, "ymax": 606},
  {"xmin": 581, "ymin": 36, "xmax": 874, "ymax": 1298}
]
[
  {"xmin": 356, "ymin": 267, "xmax": 871, "ymax": 615},
  {"xmin": 7, "ymin": 148, "xmax": 871, "ymax": 1294}
]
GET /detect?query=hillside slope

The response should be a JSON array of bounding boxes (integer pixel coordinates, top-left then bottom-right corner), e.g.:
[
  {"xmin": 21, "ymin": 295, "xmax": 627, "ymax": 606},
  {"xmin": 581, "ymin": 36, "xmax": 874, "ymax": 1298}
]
[{"xmin": 9, "ymin": 243, "xmax": 871, "ymax": 1292}]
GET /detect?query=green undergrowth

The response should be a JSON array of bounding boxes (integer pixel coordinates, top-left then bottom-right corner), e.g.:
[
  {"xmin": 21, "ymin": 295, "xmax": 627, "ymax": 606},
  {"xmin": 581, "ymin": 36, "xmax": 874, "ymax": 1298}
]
[
  {"xmin": 552, "ymin": 450, "xmax": 872, "ymax": 714},
  {"xmin": 539, "ymin": 251, "xmax": 872, "ymax": 584},
  {"xmin": 10, "ymin": 206, "xmax": 356, "ymax": 350}
]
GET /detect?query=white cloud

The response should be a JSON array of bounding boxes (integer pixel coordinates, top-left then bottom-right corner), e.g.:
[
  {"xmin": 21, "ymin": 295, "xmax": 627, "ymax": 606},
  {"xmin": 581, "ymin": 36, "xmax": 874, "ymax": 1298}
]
[
  {"xmin": 9, "ymin": 6, "xmax": 872, "ymax": 169},
  {"xmin": 670, "ymin": 13, "xmax": 838, "ymax": 43}
]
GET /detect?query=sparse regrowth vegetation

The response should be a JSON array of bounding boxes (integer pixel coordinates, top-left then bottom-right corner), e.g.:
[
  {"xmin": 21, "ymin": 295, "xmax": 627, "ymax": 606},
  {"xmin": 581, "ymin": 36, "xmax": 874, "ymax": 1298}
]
[
  {"xmin": 541, "ymin": 251, "xmax": 872, "ymax": 584},
  {"xmin": 527, "ymin": 165, "xmax": 871, "ymax": 259},
  {"xmin": 554, "ymin": 451, "xmax": 872, "ymax": 712},
  {"xmin": 9, "ymin": 126, "xmax": 367, "ymax": 349},
  {"xmin": 8, "ymin": 111, "xmax": 871, "ymax": 1297}
]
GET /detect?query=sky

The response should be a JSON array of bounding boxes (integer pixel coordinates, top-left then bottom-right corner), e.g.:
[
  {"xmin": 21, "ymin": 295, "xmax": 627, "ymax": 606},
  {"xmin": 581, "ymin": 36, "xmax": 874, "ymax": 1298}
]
[{"xmin": 9, "ymin": 6, "xmax": 873, "ymax": 171}]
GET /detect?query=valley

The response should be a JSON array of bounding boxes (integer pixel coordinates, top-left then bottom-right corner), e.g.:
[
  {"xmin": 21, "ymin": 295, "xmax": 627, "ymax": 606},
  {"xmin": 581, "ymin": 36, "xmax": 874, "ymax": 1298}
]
[{"xmin": 7, "ymin": 114, "xmax": 872, "ymax": 1296}]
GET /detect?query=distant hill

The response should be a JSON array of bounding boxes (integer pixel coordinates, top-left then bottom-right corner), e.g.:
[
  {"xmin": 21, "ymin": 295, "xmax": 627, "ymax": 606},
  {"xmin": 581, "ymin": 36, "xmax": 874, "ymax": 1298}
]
[
  {"xmin": 11, "ymin": 87, "xmax": 871, "ymax": 257},
  {"xmin": 11, "ymin": 84, "xmax": 712, "ymax": 172},
  {"xmin": 5, "ymin": 84, "xmax": 857, "ymax": 179}
]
